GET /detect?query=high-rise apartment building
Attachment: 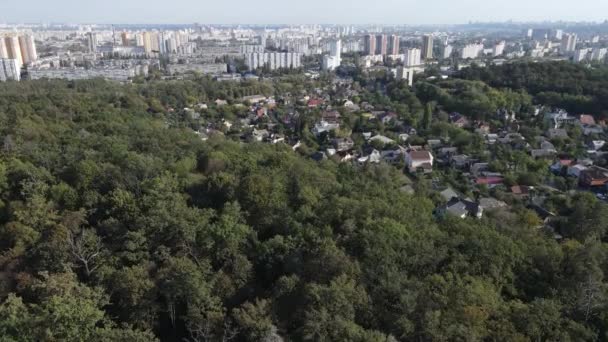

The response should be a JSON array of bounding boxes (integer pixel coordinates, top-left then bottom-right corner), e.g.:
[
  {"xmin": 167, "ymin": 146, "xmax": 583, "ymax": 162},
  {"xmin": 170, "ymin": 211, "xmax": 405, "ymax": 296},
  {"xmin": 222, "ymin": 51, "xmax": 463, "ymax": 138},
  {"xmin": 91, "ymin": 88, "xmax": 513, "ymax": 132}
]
[
  {"xmin": 461, "ymin": 44, "xmax": 484, "ymax": 59},
  {"xmin": 364, "ymin": 34, "xmax": 376, "ymax": 56},
  {"xmin": 404, "ymin": 48, "xmax": 421, "ymax": 66},
  {"xmin": 591, "ymin": 48, "xmax": 607, "ymax": 62},
  {"xmin": 493, "ymin": 41, "xmax": 506, "ymax": 57},
  {"xmin": 375, "ymin": 34, "xmax": 387, "ymax": 55},
  {"xmin": 442, "ymin": 45, "xmax": 453, "ymax": 59},
  {"xmin": 388, "ymin": 35, "xmax": 400, "ymax": 55},
  {"xmin": 323, "ymin": 40, "xmax": 341, "ymax": 71},
  {"xmin": 18, "ymin": 35, "xmax": 37, "ymax": 64},
  {"xmin": 135, "ymin": 33, "xmax": 145, "ymax": 47},
  {"xmin": 245, "ymin": 52, "xmax": 302, "ymax": 71},
  {"xmin": 0, "ymin": 38, "xmax": 8, "ymax": 59},
  {"xmin": 422, "ymin": 35, "xmax": 433, "ymax": 59},
  {"xmin": 0, "ymin": 58, "xmax": 21, "ymax": 81},
  {"xmin": 573, "ymin": 48, "xmax": 589, "ymax": 63},
  {"xmin": 5, "ymin": 36, "xmax": 23, "ymax": 66},
  {"xmin": 86, "ymin": 32, "xmax": 98, "ymax": 53},
  {"xmin": 121, "ymin": 32, "xmax": 129, "ymax": 46},
  {"xmin": 142, "ymin": 32, "xmax": 153, "ymax": 53},
  {"xmin": 561, "ymin": 33, "xmax": 577, "ymax": 53}
]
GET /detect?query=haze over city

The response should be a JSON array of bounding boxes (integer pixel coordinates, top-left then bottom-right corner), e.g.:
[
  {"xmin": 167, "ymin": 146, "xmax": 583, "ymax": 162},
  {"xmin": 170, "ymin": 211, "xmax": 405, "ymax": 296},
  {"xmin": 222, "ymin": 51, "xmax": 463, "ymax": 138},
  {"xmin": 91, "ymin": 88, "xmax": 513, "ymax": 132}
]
[{"xmin": 2, "ymin": 0, "xmax": 608, "ymax": 24}]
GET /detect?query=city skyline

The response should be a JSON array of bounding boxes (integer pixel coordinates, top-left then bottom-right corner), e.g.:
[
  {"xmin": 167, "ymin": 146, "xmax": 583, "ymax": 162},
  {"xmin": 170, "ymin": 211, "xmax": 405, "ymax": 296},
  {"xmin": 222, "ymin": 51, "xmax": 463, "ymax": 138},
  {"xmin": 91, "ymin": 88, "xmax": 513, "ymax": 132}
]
[{"xmin": 2, "ymin": 0, "xmax": 608, "ymax": 25}]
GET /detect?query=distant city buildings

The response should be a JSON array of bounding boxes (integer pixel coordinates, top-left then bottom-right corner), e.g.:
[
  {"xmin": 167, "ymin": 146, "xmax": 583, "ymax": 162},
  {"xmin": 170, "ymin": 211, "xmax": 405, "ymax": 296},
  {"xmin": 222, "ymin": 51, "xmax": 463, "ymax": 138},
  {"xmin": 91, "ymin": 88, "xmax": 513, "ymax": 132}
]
[
  {"xmin": 0, "ymin": 58, "xmax": 21, "ymax": 81},
  {"xmin": 461, "ymin": 44, "xmax": 484, "ymax": 59},
  {"xmin": 573, "ymin": 48, "xmax": 590, "ymax": 63},
  {"xmin": 393, "ymin": 66, "xmax": 416, "ymax": 86},
  {"xmin": 561, "ymin": 33, "xmax": 577, "ymax": 53},
  {"xmin": 240, "ymin": 44, "xmax": 265, "ymax": 54},
  {"xmin": 403, "ymin": 48, "xmax": 421, "ymax": 66},
  {"xmin": 4, "ymin": 36, "xmax": 23, "ymax": 66},
  {"xmin": 322, "ymin": 39, "xmax": 341, "ymax": 71},
  {"xmin": 364, "ymin": 34, "xmax": 376, "ymax": 56},
  {"xmin": 591, "ymin": 48, "xmax": 607, "ymax": 62},
  {"xmin": 86, "ymin": 32, "xmax": 98, "ymax": 53},
  {"xmin": 422, "ymin": 34, "xmax": 433, "ymax": 59},
  {"xmin": 493, "ymin": 41, "xmax": 506, "ymax": 56},
  {"xmin": 121, "ymin": 32, "xmax": 129, "ymax": 46},
  {"xmin": 245, "ymin": 52, "xmax": 302, "ymax": 71},
  {"xmin": 18, "ymin": 35, "xmax": 37, "ymax": 64},
  {"xmin": 167, "ymin": 63, "xmax": 227, "ymax": 75},
  {"xmin": 29, "ymin": 64, "xmax": 149, "ymax": 81},
  {"xmin": 375, "ymin": 34, "xmax": 387, "ymax": 55},
  {"xmin": 442, "ymin": 45, "xmax": 453, "ymax": 59},
  {"xmin": 388, "ymin": 35, "xmax": 400, "ymax": 55}
]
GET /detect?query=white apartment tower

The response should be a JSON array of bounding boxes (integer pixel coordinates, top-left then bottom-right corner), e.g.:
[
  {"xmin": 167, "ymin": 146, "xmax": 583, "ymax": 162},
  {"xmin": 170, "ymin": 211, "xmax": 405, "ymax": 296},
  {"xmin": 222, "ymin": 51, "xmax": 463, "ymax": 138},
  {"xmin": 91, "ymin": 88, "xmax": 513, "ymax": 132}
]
[
  {"xmin": 404, "ymin": 48, "xmax": 421, "ymax": 66},
  {"xmin": 561, "ymin": 33, "xmax": 577, "ymax": 53}
]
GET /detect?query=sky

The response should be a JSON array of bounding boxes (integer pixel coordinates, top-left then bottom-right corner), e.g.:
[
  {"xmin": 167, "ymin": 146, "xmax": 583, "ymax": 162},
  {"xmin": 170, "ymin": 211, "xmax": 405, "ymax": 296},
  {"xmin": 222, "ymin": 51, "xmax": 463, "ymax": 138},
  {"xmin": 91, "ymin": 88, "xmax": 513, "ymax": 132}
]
[{"xmin": 1, "ymin": 0, "xmax": 608, "ymax": 25}]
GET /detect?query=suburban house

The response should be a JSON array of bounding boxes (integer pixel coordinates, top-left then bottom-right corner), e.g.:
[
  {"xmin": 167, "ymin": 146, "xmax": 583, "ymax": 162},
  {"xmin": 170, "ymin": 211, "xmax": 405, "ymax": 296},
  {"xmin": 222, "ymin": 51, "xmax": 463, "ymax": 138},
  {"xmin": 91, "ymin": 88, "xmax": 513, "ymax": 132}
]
[
  {"xmin": 332, "ymin": 137, "xmax": 355, "ymax": 152},
  {"xmin": 405, "ymin": 150, "xmax": 434, "ymax": 173},
  {"xmin": 544, "ymin": 110, "xmax": 576, "ymax": 129},
  {"xmin": 322, "ymin": 110, "xmax": 341, "ymax": 124},
  {"xmin": 437, "ymin": 197, "xmax": 483, "ymax": 219},
  {"xmin": 357, "ymin": 149, "xmax": 381, "ymax": 165},
  {"xmin": 312, "ymin": 121, "xmax": 340, "ymax": 136},
  {"xmin": 568, "ymin": 164, "xmax": 588, "ymax": 178},
  {"xmin": 580, "ymin": 166, "xmax": 608, "ymax": 187}
]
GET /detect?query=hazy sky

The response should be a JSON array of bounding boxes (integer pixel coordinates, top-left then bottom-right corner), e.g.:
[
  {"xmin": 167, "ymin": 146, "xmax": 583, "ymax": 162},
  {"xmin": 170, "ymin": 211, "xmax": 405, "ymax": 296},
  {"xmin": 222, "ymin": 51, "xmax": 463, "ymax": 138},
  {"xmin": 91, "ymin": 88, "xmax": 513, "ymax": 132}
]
[{"xmin": 2, "ymin": 0, "xmax": 608, "ymax": 25}]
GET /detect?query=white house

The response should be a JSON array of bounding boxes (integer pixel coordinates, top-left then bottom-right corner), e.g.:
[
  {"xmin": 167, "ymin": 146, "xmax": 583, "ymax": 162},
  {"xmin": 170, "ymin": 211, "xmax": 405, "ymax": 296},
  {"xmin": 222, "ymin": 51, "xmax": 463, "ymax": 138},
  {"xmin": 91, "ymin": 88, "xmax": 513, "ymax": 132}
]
[{"xmin": 405, "ymin": 150, "xmax": 434, "ymax": 173}]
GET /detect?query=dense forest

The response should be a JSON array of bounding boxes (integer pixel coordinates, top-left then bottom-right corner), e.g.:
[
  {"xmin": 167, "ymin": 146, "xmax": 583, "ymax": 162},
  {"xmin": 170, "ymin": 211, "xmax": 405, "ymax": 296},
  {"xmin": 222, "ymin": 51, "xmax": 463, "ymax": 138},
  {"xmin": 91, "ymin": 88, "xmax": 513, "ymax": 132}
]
[
  {"xmin": 457, "ymin": 61, "xmax": 608, "ymax": 118},
  {"xmin": 0, "ymin": 66, "xmax": 607, "ymax": 341}
]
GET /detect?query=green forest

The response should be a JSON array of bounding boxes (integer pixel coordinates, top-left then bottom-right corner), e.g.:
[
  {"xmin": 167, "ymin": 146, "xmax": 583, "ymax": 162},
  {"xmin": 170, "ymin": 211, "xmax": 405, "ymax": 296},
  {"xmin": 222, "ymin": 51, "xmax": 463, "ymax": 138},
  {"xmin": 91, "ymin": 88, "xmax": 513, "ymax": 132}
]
[{"xmin": 0, "ymin": 64, "xmax": 607, "ymax": 341}]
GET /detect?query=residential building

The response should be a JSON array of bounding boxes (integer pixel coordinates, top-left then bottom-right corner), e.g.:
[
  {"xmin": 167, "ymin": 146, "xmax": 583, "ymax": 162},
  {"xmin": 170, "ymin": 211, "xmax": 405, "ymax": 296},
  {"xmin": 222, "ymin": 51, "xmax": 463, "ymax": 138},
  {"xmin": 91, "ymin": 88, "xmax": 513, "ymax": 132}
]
[
  {"xmin": 388, "ymin": 35, "xmax": 399, "ymax": 55},
  {"xmin": 86, "ymin": 32, "xmax": 98, "ymax": 53},
  {"xmin": 5, "ymin": 36, "xmax": 23, "ymax": 66},
  {"xmin": 573, "ymin": 48, "xmax": 589, "ymax": 63},
  {"xmin": 364, "ymin": 34, "xmax": 376, "ymax": 56},
  {"xmin": 442, "ymin": 44, "xmax": 453, "ymax": 59},
  {"xmin": 561, "ymin": 33, "xmax": 577, "ymax": 53},
  {"xmin": 322, "ymin": 39, "xmax": 341, "ymax": 71},
  {"xmin": 461, "ymin": 44, "xmax": 483, "ymax": 59},
  {"xmin": 0, "ymin": 58, "xmax": 21, "ymax": 81},
  {"xmin": 403, "ymin": 48, "xmax": 421, "ymax": 66},
  {"xmin": 118, "ymin": 32, "xmax": 128, "ymax": 46},
  {"xmin": 245, "ymin": 52, "xmax": 302, "ymax": 71},
  {"xmin": 580, "ymin": 166, "xmax": 608, "ymax": 187},
  {"xmin": 591, "ymin": 48, "xmax": 607, "ymax": 62},
  {"xmin": 493, "ymin": 41, "xmax": 506, "ymax": 56},
  {"xmin": 375, "ymin": 34, "xmax": 387, "ymax": 56},
  {"xmin": 439, "ymin": 197, "xmax": 483, "ymax": 219},
  {"xmin": 18, "ymin": 35, "xmax": 37, "ymax": 64},
  {"xmin": 422, "ymin": 34, "xmax": 433, "ymax": 59},
  {"xmin": 393, "ymin": 66, "xmax": 415, "ymax": 86},
  {"xmin": 405, "ymin": 150, "xmax": 434, "ymax": 173},
  {"xmin": 0, "ymin": 38, "xmax": 7, "ymax": 59}
]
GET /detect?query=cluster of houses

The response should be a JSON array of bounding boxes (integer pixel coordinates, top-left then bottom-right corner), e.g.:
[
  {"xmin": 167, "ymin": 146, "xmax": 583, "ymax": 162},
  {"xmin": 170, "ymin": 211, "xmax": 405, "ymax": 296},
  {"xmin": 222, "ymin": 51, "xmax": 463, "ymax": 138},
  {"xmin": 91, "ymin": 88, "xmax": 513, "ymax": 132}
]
[{"xmin": 186, "ymin": 86, "xmax": 608, "ymax": 222}]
